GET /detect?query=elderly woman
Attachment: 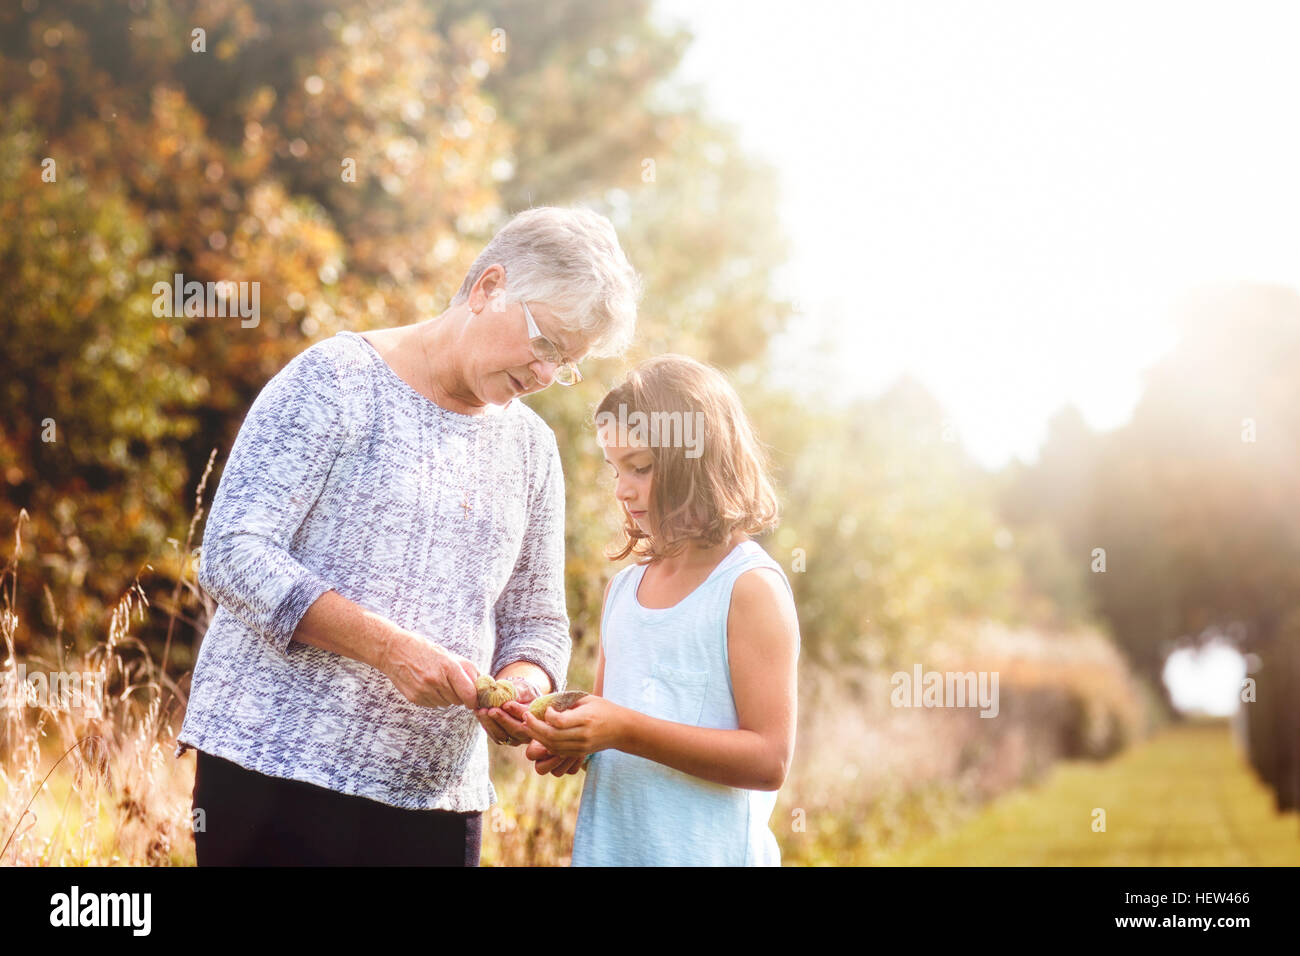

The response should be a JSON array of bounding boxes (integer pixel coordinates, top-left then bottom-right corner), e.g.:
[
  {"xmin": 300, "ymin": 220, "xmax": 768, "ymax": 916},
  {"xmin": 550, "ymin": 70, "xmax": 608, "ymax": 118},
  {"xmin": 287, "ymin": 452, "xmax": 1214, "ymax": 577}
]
[{"xmin": 176, "ymin": 206, "xmax": 640, "ymax": 866}]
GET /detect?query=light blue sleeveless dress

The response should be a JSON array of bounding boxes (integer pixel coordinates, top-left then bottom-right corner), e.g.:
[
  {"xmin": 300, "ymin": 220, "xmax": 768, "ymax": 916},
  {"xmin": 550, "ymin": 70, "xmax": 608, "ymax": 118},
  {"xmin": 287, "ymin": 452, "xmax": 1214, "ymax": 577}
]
[{"xmin": 570, "ymin": 540, "xmax": 799, "ymax": 866}]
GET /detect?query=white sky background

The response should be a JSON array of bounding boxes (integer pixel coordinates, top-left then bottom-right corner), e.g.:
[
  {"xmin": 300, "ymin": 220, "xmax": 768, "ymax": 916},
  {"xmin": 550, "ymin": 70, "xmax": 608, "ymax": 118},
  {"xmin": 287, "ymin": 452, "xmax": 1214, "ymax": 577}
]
[
  {"xmin": 1163, "ymin": 642, "xmax": 1249, "ymax": 717},
  {"xmin": 652, "ymin": 0, "xmax": 1300, "ymax": 468}
]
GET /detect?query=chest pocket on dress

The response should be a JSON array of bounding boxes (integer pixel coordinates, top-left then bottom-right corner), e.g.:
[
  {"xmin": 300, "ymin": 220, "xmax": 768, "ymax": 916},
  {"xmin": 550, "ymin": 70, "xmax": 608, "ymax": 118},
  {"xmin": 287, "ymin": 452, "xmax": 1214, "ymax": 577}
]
[{"xmin": 641, "ymin": 661, "xmax": 710, "ymax": 725}]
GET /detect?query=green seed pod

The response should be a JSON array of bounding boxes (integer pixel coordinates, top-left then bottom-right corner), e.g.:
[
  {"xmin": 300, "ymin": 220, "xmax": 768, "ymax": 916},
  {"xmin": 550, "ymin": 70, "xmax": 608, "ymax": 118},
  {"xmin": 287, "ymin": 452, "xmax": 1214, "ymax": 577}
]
[{"xmin": 528, "ymin": 690, "xmax": 588, "ymax": 719}]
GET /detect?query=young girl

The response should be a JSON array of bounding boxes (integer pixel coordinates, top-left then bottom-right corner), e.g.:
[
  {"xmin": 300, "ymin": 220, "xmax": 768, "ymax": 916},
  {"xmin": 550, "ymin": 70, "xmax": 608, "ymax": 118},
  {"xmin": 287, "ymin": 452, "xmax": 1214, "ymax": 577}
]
[{"xmin": 503, "ymin": 354, "xmax": 801, "ymax": 866}]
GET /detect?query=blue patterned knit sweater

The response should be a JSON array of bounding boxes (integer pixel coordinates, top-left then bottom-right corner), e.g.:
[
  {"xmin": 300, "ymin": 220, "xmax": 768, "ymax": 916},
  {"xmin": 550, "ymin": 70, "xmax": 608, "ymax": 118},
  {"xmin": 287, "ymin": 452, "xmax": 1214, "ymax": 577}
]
[{"xmin": 176, "ymin": 330, "xmax": 570, "ymax": 811}]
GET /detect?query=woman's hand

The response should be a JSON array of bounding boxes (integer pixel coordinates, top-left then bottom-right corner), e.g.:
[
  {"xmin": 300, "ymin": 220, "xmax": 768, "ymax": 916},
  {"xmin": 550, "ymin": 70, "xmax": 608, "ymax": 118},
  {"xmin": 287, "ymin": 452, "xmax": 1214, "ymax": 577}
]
[
  {"xmin": 523, "ymin": 738, "xmax": 586, "ymax": 776},
  {"xmin": 516, "ymin": 694, "xmax": 629, "ymax": 757},
  {"xmin": 476, "ymin": 677, "xmax": 540, "ymax": 745},
  {"xmin": 378, "ymin": 630, "xmax": 480, "ymax": 709}
]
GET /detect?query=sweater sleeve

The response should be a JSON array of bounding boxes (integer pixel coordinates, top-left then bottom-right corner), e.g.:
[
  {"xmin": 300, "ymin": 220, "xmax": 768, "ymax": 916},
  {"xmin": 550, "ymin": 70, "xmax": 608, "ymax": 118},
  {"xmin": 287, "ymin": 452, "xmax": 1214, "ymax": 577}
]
[
  {"xmin": 491, "ymin": 429, "xmax": 571, "ymax": 693},
  {"xmin": 196, "ymin": 343, "xmax": 355, "ymax": 657}
]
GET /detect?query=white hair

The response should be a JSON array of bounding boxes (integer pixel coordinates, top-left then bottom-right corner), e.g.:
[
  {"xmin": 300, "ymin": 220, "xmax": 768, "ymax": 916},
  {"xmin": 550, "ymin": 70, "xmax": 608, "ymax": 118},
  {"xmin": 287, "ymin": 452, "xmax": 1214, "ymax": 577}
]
[{"xmin": 451, "ymin": 205, "xmax": 642, "ymax": 358}]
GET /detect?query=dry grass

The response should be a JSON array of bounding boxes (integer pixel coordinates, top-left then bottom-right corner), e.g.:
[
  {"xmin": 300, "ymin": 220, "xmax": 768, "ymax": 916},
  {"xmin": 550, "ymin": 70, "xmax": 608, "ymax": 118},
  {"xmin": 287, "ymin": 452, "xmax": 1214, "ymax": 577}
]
[
  {"xmin": 0, "ymin": 517, "xmax": 197, "ymax": 865},
  {"xmin": 481, "ymin": 747, "xmax": 585, "ymax": 866},
  {"xmin": 0, "ymin": 453, "xmax": 215, "ymax": 866}
]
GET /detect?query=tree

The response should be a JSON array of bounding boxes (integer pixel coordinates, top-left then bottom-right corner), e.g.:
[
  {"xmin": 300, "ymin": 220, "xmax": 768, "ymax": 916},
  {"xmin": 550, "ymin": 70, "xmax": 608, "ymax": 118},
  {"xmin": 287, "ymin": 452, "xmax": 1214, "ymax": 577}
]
[
  {"xmin": 1007, "ymin": 283, "xmax": 1300, "ymax": 808},
  {"xmin": 0, "ymin": 1, "xmax": 794, "ymax": 663}
]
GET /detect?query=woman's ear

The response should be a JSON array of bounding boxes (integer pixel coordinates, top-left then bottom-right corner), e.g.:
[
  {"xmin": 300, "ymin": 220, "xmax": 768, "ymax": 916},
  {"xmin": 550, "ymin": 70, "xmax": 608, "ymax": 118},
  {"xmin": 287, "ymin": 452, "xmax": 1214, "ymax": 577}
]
[{"xmin": 469, "ymin": 263, "xmax": 507, "ymax": 311}]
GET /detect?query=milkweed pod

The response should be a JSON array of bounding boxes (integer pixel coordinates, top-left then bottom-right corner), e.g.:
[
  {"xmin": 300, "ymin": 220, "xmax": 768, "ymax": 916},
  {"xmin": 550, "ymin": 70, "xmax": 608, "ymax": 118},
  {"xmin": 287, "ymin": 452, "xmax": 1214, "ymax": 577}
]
[
  {"xmin": 528, "ymin": 691, "xmax": 588, "ymax": 719},
  {"xmin": 475, "ymin": 675, "xmax": 517, "ymax": 709}
]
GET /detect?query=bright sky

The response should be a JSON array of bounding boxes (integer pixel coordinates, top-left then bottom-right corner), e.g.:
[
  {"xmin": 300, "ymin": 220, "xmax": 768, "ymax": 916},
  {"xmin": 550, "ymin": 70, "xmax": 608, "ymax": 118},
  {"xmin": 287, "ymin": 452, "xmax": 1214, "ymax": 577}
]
[
  {"xmin": 653, "ymin": 0, "xmax": 1300, "ymax": 468},
  {"xmin": 1163, "ymin": 641, "xmax": 1249, "ymax": 717}
]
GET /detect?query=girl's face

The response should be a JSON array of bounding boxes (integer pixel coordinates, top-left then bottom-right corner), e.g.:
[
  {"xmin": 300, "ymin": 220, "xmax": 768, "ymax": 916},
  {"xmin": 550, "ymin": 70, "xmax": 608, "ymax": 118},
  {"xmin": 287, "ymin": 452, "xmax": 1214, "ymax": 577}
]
[{"xmin": 597, "ymin": 425, "xmax": 655, "ymax": 534}]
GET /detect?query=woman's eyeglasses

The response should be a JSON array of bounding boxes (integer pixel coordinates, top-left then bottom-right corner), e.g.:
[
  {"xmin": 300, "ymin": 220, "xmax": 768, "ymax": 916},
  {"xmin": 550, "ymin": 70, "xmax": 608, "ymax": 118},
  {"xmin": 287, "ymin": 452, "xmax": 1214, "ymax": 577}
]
[{"xmin": 521, "ymin": 301, "xmax": 583, "ymax": 386}]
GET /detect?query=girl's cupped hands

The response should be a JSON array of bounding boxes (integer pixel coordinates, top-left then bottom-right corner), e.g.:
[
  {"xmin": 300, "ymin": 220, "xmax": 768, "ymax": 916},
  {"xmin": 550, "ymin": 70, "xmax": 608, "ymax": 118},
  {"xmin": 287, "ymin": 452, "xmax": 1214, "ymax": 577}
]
[
  {"xmin": 523, "ymin": 739, "xmax": 585, "ymax": 776},
  {"xmin": 500, "ymin": 695, "xmax": 629, "ymax": 758}
]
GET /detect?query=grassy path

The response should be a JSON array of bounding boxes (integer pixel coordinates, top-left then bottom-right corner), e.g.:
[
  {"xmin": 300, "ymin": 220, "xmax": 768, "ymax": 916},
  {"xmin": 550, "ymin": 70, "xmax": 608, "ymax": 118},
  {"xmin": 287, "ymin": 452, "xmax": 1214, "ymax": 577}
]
[{"xmin": 874, "ymin": 719, "xmax": 1300, "ymax": 866}]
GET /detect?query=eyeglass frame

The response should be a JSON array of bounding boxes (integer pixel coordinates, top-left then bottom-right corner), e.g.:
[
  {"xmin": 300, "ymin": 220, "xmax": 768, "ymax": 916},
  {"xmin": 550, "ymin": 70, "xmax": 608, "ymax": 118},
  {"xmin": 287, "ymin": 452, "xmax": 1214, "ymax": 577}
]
[{"xmin": 520, "ymin": 300, "xmax": 583, "ymax": 386}]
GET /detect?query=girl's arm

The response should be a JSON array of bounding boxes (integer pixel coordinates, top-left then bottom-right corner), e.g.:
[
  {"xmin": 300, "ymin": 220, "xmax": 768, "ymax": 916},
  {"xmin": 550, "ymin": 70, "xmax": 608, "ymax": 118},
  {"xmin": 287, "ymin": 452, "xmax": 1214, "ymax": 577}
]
[
  {"xmin": 592, "ymin": 573, "xmax": 609, "ymax": 696},
  {"xmin": 594, "ymin": 632, "xmax": 606, "ymax": 696},
  {"xmin": 523, "ymin": 567, "xmax": 799, "ymax": 791}
]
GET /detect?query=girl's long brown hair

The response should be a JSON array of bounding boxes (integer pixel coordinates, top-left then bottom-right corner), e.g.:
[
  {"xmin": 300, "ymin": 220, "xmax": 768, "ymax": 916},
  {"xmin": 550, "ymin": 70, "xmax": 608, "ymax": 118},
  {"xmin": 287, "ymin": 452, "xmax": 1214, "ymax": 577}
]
[{"xmin": 595, "ymin": 354, "xmax": 779, "ymax": 563}]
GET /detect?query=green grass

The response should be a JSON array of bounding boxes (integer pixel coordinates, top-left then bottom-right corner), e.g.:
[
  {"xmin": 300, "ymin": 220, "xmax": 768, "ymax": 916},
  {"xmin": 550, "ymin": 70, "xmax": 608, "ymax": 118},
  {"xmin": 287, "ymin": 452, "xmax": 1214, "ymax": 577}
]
[{"xmin": 873, "ymin": 719, "xmax": 1300, "ymax": 866}]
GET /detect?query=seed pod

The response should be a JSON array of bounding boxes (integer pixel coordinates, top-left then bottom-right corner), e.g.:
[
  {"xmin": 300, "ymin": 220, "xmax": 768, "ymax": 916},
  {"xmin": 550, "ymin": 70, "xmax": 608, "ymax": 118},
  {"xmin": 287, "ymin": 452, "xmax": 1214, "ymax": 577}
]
[
  {"xmin": 528, "ymin": 691, "xmax": 588, "ymax": 719},
  {"xmin": 474, "ymin": 674, "xmax": 494, "ymax": 706},
  {"xmin": 475, "ymin": 675, "xmax": 517, "ymax": 709}
]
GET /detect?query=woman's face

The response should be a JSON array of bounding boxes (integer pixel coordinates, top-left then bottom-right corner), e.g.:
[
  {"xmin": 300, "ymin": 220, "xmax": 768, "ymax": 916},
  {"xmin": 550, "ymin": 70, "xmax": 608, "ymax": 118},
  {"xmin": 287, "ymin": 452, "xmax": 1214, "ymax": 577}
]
[
  {"xmin": 597, "ymin": 426, "xmax": 655, "ymax": 534},
  {"xmin": 476, "ymin": 300, "xmax": 589, "ymax": 404},
  {"xmin": 463, "ymin": 267, "xmax": 591, "ymax": 406}
]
